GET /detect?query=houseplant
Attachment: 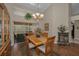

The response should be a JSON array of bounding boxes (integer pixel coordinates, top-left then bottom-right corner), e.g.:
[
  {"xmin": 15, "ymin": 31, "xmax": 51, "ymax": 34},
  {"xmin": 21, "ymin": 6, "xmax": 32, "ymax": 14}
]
[
  {"xmin": 25, "ymin": 13, "xmax": 32, "ymax": 20},
  {"xmin": 58, "ymin": 25, "xmax": 66, "ymax": 33},
  {"xmin": 24, "ymin": 13, "xmax": 32, "ymax": 32}
]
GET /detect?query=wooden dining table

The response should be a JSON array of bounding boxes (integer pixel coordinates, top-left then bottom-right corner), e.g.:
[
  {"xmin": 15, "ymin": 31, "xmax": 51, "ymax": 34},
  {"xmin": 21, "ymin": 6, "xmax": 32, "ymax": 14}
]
[
  {"xmin": 26, "ymin": 35, "xmax": 48, "ymax": 55},
  {"xmin": 27, "ymin": 35, "xmax": 47, "ymax": 46}
]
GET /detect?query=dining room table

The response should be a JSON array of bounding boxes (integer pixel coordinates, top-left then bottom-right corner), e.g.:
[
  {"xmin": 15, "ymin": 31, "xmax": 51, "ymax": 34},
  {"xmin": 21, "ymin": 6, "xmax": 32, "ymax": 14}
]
[{"xmin": 26, "ymin": 35, "xmax": 48, "ymax": 55}]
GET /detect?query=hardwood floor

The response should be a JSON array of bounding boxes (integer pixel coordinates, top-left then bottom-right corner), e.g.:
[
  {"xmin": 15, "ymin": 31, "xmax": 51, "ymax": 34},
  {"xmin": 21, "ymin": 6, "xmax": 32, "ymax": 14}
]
[
  {"xmin": 53, "ymin": 43, "xmax": 79, "ymax": 56},
  {"xmin": 11, "ymin": 42, "xmax": 28, "ymax": 56},
  {"xmin": 11, "ymin": 42, "xmax": 79, "ymax": 56}
]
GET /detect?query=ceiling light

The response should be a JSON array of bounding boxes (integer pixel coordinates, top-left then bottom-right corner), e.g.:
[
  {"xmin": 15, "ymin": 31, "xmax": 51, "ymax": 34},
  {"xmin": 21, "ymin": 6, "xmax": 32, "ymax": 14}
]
[{"xmin": 32, "ymin": 4, "xmax": 44, "ymax": 21}]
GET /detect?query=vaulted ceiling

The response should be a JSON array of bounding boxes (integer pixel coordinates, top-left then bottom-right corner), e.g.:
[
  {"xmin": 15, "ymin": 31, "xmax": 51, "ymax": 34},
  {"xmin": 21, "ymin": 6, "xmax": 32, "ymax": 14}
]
[
  {"xmin": 15, "ymin": 3, "xmax": 51, "ymax": 12},
  {"xmin": 5, "ymin": 3, "xmax": 51, "ymax": 17},
  {"xmin": 71, "ymin": 3, "xmax": 79, "ymax": 16},
  {"xmin": 5, "ymin": 3, "xmax": 79, "ymax": 21}
]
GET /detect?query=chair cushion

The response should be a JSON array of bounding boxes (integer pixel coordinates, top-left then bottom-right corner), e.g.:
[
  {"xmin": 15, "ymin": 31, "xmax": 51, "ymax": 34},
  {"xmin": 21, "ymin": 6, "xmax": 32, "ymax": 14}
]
[
  {"xmin": 29, "ymin": 43, "xmax": 35, "ymax": 49},
  {"xmin": 38, "ymin": 45, "xmax": 45, "ymax": 53}
]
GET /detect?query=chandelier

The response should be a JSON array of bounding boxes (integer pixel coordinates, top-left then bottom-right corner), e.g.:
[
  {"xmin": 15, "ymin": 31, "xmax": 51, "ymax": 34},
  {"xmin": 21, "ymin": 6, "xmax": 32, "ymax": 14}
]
[
  {"xmin": 32, "ymin": 13, "xmax": 44, "ymax": 20},
  {"xmin": 32, "ymin": 4, "xmax": 44, "ymax": 21}
]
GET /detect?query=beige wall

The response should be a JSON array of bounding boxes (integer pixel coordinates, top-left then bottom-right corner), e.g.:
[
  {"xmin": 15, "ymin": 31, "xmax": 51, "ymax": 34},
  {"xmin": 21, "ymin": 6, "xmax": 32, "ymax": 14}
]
[
  {"xmin": 5, "ymin": 4, "xmax": 37, "ymax": 46},
  {"xmin": 40, "ymin": 3, "xmax": 70, "ymax": 43}
]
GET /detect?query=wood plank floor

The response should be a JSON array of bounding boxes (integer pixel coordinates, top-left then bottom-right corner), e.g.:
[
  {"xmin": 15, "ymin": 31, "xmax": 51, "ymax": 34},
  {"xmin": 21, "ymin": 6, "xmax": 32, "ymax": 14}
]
[
  {"xmin": 11, "ymin": 42, "xmax": 79, "ymax": 56},
  {"xmin": 53, "ymin": 43, "xmax": 79, "ymax": 56},
  {"xmin": 11, "ymin": 42, "xmax": 28, "ymax": 56}
]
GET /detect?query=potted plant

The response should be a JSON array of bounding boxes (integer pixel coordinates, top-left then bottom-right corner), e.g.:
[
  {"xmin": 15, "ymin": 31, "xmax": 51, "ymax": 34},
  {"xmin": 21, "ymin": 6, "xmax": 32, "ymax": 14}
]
[
  {"xmin": 58, "ymin": 25, "xmax": 66, "ymax": 33},
  {"xmin": 25, "ymin": 13, "xmax": 32, "ymax": 20},
  {"xmin": 25, "ymin": 13, "xmax": 32, "ymax": 32}
]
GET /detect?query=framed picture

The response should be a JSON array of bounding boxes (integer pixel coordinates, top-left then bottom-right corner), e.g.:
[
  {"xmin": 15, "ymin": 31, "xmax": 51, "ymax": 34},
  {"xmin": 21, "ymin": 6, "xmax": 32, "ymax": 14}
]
[{"xmin": 44, "ymin": 23, "xmax": 49, "ymax": 31}]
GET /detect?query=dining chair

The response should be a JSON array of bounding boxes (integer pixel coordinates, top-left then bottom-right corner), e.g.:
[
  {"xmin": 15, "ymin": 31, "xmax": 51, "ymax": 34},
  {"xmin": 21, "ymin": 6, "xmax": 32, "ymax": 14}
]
[
  {"xmin": 28, "ymin": 31, "xmax": 34, "ymax": 36},
  {"xmin": 41, "ymin": 32, "xmax": 48, "ymax": 37},
  {"xmin": 37, "ymin": 36, "xmax": 56, "ymax": 56},
  {"xmin": 24, "ymin": 35, "xmax": 35, "ymax": 55}
]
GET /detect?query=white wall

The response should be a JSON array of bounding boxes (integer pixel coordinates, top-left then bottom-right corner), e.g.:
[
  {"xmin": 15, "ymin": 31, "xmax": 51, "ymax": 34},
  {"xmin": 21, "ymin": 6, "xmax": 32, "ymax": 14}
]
[
  {"xmin": 52, "ymin": 4, "xmax": 70, "ymax": 43},
  {"xmin": 5, "ymin": 4, "xmax": 37, "ymax": 46},
  {"xmin": 40, "ymin": 4, "xmax": 70, "ymax": 43}
]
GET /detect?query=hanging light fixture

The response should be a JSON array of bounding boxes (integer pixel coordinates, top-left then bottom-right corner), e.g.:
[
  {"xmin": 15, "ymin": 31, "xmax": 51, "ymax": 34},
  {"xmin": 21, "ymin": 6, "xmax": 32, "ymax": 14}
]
[{"xmin": 32, "ymin": 4, "xmax": 44, "ymax": 21}]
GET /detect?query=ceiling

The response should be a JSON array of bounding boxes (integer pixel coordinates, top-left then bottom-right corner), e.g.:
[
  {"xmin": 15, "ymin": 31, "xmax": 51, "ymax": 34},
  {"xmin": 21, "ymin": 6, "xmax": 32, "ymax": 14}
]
[
  {"xmin": 5, "ymin": 3, "xmax": 51, "ymax": 17},
  {"xmin": 5, "ymin": 3, "xmax": 79, "ymax": 21},
  {"xmin": 71, "ymin": 3, "xmax": 79, "ymax": 16},
  {"xmin": 15, "ymin": 3, "xmax": 51, "ymax": 12}
]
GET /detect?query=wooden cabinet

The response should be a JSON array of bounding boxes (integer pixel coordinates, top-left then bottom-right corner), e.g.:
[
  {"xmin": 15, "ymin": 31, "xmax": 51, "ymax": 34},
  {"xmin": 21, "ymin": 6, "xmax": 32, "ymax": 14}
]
[{"xmin": 0, "ymin": 3, "xmax": 11, "ymax": 56}]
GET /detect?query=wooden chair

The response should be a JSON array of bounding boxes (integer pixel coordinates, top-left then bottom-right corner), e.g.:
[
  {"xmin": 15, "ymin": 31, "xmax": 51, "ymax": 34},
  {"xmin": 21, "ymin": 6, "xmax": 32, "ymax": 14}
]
[
  {"xmin": 24, "ymin": 35, "xmax": 35, "ymax": 55},
  {"xmin": 37, "ymin": 36, "xmax": 56, "ymax": 56},
  {"xmin": 41, "ymin": 32, "xmax": 48, "ymax": 37},
  {"xmin": 28, "ymin": 31, "xmax": 34, "ymax": 36}
]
